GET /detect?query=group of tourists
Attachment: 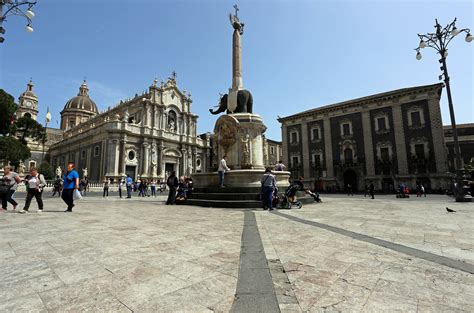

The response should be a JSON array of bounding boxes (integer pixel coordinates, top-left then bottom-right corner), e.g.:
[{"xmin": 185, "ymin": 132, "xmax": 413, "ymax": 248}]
[{"xmin": 0, "ymin": 163, "xmax": 79, "ymax": 213}]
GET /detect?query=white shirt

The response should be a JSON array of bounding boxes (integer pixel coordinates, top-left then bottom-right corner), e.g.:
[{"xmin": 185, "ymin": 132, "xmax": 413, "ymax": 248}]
[{"xmin": 218, "ymin": 158, "xmax": 230, "ymax": 172}]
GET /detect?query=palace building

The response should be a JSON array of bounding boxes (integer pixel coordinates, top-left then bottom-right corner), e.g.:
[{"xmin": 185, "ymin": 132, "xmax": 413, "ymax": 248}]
[
  {"xmin": 278, "ymin": 83, "xmax": 451, "ymax": 192},
  {"xmin": 24, "ymin": 76, "xmax": 213, "ymax": 182}
]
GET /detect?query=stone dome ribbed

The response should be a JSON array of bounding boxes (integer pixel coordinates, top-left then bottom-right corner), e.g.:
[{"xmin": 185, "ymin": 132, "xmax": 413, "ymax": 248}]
[{"xmin": 62, "ymin": 81, "xmax": 99, "ymax": 114}]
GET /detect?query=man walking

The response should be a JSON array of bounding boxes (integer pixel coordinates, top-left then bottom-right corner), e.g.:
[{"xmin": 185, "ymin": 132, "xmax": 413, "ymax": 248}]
[
  {"xmin": 369, "ymin": 181, "xmax": 375, "ymax": 199},
  {"xmin": 62, "ymin": 163, "xmax": 79, "ymax": 212},
  {"xmin": 218, "ymin": 155, "xmax": 230, "ymax": 187},
  {"xmin": 166, "ymin": 171, "xmax": 178, "ymax": 205},
  {"xmin": 126, "ymin": 175, "xmax": 133, "ymax": 198}
]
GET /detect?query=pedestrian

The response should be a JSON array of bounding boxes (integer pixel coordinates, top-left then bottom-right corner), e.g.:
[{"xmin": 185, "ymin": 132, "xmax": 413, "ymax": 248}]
[
  {"xmin": 261, "ymin": 167, "xmax": 276, "ymax": 211},
  {"xmin": 0, "ymin": 165, "xmax": 21, "ymax": 212},
  {"xmin": 79, "ymin": 177, "xmax": 87, "ymax": 196},
  {"xmin": 150, "ymin": 180, "xmax": 157, "ymax": 197},
  {"xmin": 126, "ymin": 175, "xmax": 133, "ymax": 198},
  {"xmin": 52, "ymin": 175, "xmax": 63, "ymax": 197},
  {"xmin": 118, "ymin": 178, "xmax": 123, "ymax": 198},
  {"xmin": 369, "ymin": 181, "xmax": 375, "ymax": 199},
  {"xmin": 102, "ymin": 176, "xmax": 110, "ymax": 197},
  {"xmin": 218, "ymin": 155, "xmax": 230, "ymax": 187},
  {"xmin": 347, "ymin": 183, "xmax": 353, "ymax": 196},
  {"xmin": 61, "ymin": 163, "xmax": 80, "ymax": 212},
  {"xmin": 166, "ymin": 171, "xmax": 178, "ymax": 205},
  {"xmin": 421, "ymin": 184, "xmax": 426, "ymax": 197},
  {"xmin": 19, "ymin": 167, "xmax": 46, "ymax": 213},
  {"xmin": 274, "ymin": 160, "xmax": 286, "ymax": 171}
]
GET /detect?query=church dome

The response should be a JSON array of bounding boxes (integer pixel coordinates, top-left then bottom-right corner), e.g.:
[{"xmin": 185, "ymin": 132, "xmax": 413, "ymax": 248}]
[{"xmin": 62, "ymin": 80, "xmax": 99, "ymax": 114}]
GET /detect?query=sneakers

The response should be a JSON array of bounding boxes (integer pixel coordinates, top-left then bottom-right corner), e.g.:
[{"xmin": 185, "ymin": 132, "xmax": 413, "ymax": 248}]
[
  {"xmin": 37, "ymin": 210, "xmax": 43, "ymax": 213},
  {"xmin": 64, "ymin": 209, "xmax": 72, "ymax": 213},
  {"xmin": 18, "ymin": 209, "xmax": 29, "ymax": 214},
  {"xmin": 0, "ymin": 208, "xmax": 6, "ymax": 213}
]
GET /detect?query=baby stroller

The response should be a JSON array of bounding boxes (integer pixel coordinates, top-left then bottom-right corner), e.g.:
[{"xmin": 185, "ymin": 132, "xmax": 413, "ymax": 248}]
[{"xmin": 275, "ymin": 185, "xmax": 303, "ymax": 209}]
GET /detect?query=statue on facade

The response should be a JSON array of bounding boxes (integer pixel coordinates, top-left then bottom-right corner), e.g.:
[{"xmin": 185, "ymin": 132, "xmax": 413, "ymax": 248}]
[
  {"xmin": 56, "ymin": 166, "xmax": 62, "ymax": 177},
  {"xmin": 82, "ymin": 167, "xmax": 88, "ymax": 178},
  {"xmin": 168, "ymin": 120, "xmax": 175, "ymax": 132},
  {"xmin": 18, "ymin": 161, "xmax": 26, "ymax": 175}
]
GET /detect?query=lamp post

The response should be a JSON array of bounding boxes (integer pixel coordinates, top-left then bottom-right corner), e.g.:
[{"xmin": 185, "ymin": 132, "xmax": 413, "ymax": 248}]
[
  {"xmin": 42, "ymin": 108, "xmax": 51, "ymax": 163},
  {"xmin": 0, "ymin": 0, "xmax": 37, "ymax": 43},
  {"xmin": 414, "ymin": 18, "xmax": 472, "ymax": 200}
]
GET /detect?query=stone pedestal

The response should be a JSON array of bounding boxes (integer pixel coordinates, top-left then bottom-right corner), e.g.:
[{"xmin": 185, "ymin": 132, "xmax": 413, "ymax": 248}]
[{"xmin": 214, "ymin": 113, "xmax": 266, "ymax": 170}]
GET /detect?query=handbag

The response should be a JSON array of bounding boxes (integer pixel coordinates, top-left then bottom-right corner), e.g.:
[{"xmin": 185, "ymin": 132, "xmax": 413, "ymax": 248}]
[{"xmin": 0, "ymin": 179, "xmax": 12, "ymax": 194}]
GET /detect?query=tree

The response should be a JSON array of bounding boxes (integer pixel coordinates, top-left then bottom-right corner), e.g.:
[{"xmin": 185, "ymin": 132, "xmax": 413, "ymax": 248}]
[
  {"xmin": 0, "ymin": 136, "xmax": 31, "ymax": 168},
  {"xmin": 38, "ymin": 162, "xmax": 54, "ymax": 179},
  {"xmin": 15, "ymin": 115, "xmax": 47, "ymax": 145},
  {"xmin": 0, "ymin": 89, "xmax": 16, "ymax": 135}
]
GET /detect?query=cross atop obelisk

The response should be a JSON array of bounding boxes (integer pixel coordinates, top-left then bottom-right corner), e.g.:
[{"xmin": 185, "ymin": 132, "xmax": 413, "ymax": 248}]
[{"xmin": 229, "ymin": 4, "xmax": 244, "ymax": 91}]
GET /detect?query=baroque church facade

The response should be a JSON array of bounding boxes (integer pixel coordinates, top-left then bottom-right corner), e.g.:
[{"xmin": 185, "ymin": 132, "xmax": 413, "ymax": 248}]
[{"xmin": 15, "ymin": 76, "xmax": 211, "ymax": 182}]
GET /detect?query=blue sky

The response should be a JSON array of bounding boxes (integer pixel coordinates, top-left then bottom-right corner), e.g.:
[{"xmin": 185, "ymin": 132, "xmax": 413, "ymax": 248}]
[{"xmin": 1, "ymin": 0, "xmax": 472, "ymax": 141}]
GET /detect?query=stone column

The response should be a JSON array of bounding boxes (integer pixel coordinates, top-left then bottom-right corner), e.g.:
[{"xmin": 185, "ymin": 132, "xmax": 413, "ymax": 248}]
[
  {"xmin": 141, "ymin": 142, "xmax": 150, "ymax": 177},
  {"xmin": 281, "ymin": 123, "xmax": 288, "ymax": 168},
  {"xmin": 428, "ymin": 98, "xmax": 448, "ymax": 173},
  {"xmin": 105, "ymin": 139, "xmax": 118, "ymax": 177},
  {"xmin": 301, "ymin": 121, "xmax": 310, "ymax": 179},
  {"xmin": 157, "ymin": 141, "xmax": 164, "ymax": 179},
  {"xmin": 119, "ymin": 137, "xmax": 126, "ymax": 176},
  {"xmin": 392, "ymin": 105, "xmax": 409, "ymax": 175},
  {"xmin": 361, "ymin": 111, "xmax": 375, "ymax": 177},
  {"xmin": 323, "ymin": 118, "xmax": 334, "ymax": 178},
  {"xmin": 232, "ymin": 28, "xmax": 243, "ymax": 89},
  {"xmin": 181, "ymin": 148, "xmax": 187, "ymax": 176}
]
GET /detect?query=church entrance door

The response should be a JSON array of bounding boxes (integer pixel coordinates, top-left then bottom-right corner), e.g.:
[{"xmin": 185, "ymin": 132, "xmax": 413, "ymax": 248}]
[
  {"xmin": 125, "ymin": 166, "xmax": 136, "ymax": 180},
  {"xmin": 165, "ymin": 163, "xmax": 175, "ymax": 179},
  {"xmin": 343, "ymin": 169, "xmax": 358, "ymax": 192}
]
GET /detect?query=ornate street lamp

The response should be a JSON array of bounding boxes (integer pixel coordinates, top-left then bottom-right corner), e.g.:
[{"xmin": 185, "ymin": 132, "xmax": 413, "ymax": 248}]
[
  {"xmin": 42, "ymin": 107, "xmax": 51, "ymax": 162},
  {"xmin": 0, "ymin": 0, "xmax": 37, "ymax": 43},
  {"xmin": 414, "ymin": 18, "xmax": 472, "ymax": 200}
]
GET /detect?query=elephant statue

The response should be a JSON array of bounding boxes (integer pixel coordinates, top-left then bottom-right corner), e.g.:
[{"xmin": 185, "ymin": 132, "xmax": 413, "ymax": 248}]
[{"xmin": 209, "ymin": 89, "xmax": 253, "ymax": 115}]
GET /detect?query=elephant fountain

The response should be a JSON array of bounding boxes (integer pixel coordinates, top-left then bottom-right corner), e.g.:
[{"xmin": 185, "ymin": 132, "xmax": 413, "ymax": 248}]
[{"xmin": 209, "ymin": 89, "xmax": 253, "ymax": 115}]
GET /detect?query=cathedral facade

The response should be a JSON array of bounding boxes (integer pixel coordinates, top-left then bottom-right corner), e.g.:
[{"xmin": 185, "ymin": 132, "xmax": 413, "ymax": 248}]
[{"xmin": 44, "ymin": 77, "xmax": 211, "ymax": 182}]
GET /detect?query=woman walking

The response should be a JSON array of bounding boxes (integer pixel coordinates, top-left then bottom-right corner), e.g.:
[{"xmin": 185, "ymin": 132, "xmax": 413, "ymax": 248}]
[
  {"xmin": 102, "ymin": 177, "xmax": 110, "ymax": 197},
  {"xmin": 150, "ymin": 180, "xmax": 157, "ymax": 197},
  {"xmin": 19, "ymin": 168, "xmax": 46, "ymax": 213},
  {"xmin": 0, "ymin": 165, "xmax": 21, "ymax": 212}
]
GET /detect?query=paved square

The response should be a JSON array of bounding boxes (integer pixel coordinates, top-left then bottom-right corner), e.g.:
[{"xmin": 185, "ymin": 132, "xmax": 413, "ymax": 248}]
[{"xmin": 0, "ymin": 193, "xmax": 473, "ymax": 312}]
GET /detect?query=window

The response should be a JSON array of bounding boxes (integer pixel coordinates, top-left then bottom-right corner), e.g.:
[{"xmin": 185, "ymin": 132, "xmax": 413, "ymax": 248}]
[
  {"xmin": 344, "ymin": 148, "xmax": 353, "ymax": 163},
  {"xmin": 270, "ymin": 146, "xmax": 275, "ymax": 155},
  {"xmin": 415, "ymin": 144, "xmax": 425, "ymax": 159},
  {"xmin": 81, "ymin": 150, "xmax": 86, "ymax": 159},
  {"xmin": 342, "ymin": 123, "xmax": 351, "ymax": 136},
  {"xmin": 128, "ymin": 150, "xmax": 135, "ymax": 160},
  {"xmin": 311, "ymin": 127, "xmax": 320, "ymax": 140},
  {"xmin": 94, "ymin": 146, "xmax": 100, "ymax": 157},
  {"xmin": 292, "ymin": 156, "xmax": 299, "ymax": 167},
  {"xmin": 29, "ymin": 161, "xmax": 36, "ymax": 169},
  {"xmin": 411, "ymin": 111, "xmax": 421, "ymax": 127},
  {"xmin": 69, "ymin": 153, "xmax": 75, "ymax": 163},
  {"xmin": 69, "ymin": 119, "xmax": 75, "ymax": 129},
  {"xmin": 290, "ymin": 131, "xmax": 299, "ymax": 144},
  {"xmin": 313, "ymin": 154, "xmax": 321, "ymax": 167},
  {"xmin": 381, "ymin": 147, "xmax": 390, "ymax": 162},
  {"xmin": 377, "ymin": 117, "xmax": 387, "ymax": 131}
]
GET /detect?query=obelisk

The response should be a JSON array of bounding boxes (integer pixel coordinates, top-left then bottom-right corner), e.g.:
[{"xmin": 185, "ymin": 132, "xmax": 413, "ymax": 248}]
[{"xmin": 230, "ymin": 4, "xmax": 244, "ymax": 91}]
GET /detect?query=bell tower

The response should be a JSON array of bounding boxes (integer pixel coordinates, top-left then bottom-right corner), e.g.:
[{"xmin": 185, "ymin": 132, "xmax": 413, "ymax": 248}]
[{"xmin": 17, "ymin": 79, "xmax": 39, "ymax": 120}]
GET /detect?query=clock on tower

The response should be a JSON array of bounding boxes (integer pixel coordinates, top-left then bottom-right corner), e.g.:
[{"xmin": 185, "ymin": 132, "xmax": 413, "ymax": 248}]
[{"xmin": 17, "ymin": 79, "xmax": 39, "ymax": 120}]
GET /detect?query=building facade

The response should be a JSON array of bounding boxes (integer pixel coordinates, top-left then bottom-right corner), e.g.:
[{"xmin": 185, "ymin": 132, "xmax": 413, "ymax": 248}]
[
  {"xmin": 278, "ymin": 83, "xmax": 450, "ymax": 192},
  {"xmin": 48, "ymin": 77, "xmax": 211, "ymax": 182},
  {"xmin": 444, "ymin": 123, "xmax": 474, "ymax": 171}
]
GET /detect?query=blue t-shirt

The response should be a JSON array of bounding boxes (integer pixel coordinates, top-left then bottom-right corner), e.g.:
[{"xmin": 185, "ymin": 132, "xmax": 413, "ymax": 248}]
[
  {"xmin": 126, "ymin": 177, "xmax": 133, "ymax": 186},
  {"xmin": 63, "ymin": 170, "xmax": 79, "ymax": 189}
]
